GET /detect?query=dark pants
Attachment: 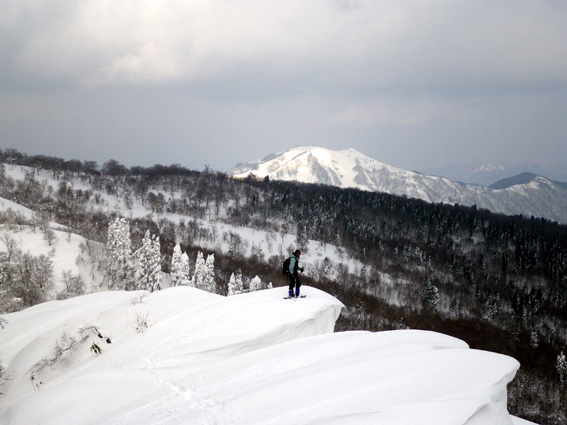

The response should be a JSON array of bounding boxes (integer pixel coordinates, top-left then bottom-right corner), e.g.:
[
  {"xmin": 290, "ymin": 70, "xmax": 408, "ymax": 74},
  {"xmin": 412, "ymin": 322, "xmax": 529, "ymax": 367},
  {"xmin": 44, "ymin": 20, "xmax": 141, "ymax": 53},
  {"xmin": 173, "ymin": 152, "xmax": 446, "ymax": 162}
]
[{"xmin": 289, "ymin": 273, "xmax": 301, "ymax": 293}]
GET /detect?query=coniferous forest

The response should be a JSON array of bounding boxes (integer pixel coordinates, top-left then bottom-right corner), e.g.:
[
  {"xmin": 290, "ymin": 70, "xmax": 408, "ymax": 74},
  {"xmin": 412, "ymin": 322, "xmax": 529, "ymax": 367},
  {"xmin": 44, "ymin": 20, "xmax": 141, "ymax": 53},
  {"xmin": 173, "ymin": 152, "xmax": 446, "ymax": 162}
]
[{"xmin": 1, "ymin": 148, "xmax": 566, "ymax": 424}]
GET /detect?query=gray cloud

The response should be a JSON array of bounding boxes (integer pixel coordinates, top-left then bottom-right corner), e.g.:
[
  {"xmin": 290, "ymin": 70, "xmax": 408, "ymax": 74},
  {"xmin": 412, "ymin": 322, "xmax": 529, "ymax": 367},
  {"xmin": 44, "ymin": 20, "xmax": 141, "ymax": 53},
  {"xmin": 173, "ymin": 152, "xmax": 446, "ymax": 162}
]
[{"xmin": 1, "ymin": 0, "xmax": 566, "ymax": 174}]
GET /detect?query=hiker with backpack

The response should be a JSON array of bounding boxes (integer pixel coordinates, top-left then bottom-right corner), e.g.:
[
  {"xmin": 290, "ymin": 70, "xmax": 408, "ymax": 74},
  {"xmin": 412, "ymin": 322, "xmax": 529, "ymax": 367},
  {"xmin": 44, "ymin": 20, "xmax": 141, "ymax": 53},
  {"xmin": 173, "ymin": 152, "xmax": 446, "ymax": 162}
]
[{"xmin": 284, "ymin": 249, "xmax": 304, "ymax": 298}]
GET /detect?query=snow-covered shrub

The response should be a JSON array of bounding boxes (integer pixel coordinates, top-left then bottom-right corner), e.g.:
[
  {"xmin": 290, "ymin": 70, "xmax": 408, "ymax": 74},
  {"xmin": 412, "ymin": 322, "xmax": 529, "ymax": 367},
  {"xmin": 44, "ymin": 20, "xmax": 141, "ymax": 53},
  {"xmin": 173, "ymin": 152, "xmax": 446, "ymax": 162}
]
[
  {"xmin": 134, "ymin": 311, "xmax": 150, "ymax": 333},
  {"xmin": 0, "ymin": 361, "xmax": 8, "ymax": 389},
  {"xmin": 27, "ymin": 325, "xmax": 112, "ymax": 390},
  {"xmin": 130, "ymin": 292, "xmax": 149, "ymax": 305},
  {"xmin": 28, "ymin": 331, "xmax": 79, "ymax": 390}
]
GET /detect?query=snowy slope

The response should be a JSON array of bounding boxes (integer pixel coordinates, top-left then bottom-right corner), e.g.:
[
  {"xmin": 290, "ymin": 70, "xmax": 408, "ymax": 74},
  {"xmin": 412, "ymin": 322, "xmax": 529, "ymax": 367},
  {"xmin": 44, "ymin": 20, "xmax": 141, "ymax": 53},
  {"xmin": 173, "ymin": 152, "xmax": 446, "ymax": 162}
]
[
  {"xmin": 0, "ymin": 286, "xmax": 522, "ymax": 425},
  {"xmin": 0, "ymin": 214, "xmax": 90, "ymax": 295},
  {"xmin": 0, "ymin": 165, "xmax": 365, "ymax": 278},
  {"xmin": 229, "ymin": 147, "xmax": 567, "ymax": 224},
  {"xmin": 0, "ymin": 197, "xmax": 35, "ymax": 221}
]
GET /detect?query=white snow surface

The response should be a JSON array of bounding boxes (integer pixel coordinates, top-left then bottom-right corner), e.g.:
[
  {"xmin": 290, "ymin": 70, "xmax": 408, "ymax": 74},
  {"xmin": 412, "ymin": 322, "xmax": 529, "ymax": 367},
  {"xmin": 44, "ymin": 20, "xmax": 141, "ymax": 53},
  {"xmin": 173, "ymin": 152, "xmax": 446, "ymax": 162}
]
[
  {"xmin": 0, "ymin": 225, "xmax": 90, "ymax": 295},
  {"xmin": 0, "ymin": 286, "xmax": 522, "ymax": 425},
  {"xmin": 0, "ymin": 198, "xmax": 35, "ymax": 221}
]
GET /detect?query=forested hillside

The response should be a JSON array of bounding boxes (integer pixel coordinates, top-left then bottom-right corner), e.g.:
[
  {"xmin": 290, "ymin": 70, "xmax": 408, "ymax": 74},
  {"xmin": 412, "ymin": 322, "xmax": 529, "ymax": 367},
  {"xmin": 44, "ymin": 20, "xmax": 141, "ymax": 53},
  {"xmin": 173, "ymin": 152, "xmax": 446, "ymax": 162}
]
[{"xmin": 1, "ymin": 148, "xmax": 566, "ymax": 424}]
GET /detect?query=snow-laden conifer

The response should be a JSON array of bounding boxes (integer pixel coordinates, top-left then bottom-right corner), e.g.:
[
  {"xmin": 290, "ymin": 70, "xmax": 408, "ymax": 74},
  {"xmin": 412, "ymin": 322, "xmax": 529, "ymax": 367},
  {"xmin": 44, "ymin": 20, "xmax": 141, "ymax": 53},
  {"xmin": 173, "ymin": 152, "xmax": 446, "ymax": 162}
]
[
  {"xmin": 106, "ymin": 217, "xmax": 134, "ymax": 290},
  {"xmin": 134, "ymin": 231, "xmax": 162, "ymax": 292},
  {"xmin": 235, "ymin": 271, "xmax": 244, "ymax": 294},
  {"xmin": 170, "ymin": 243, "xmax": 184, "ymax": 287},
  {"xmin": 530, "ymin": 329, "xmax": 539, "ymax": 349},
  {"xmin": 180, "ymin": 252, "xmax": 192, "ymax": 286},
  {"xmin": 250, "ymin": 275, "xmax": 262, "ymax": 292},
  {"xmin": 204, "ymin": 254, "xmax": 215, "ymax": 293},
  {"xmin": 151, "ymin": 234, "xmax": 162, "ymax": 291},
  {"xmin": 134, "ymin": 231, "xmax": 152, "ymax": 291},
  {"xmin": 227, "ymin": 273, "xmax": 241, "ymax": 295},
  {"xmin": 192, "ymin": 251, "xmax": 206, "ymax": 290},
  {"xmin": 557, "ymin": 351, "xmax": 567, "ymax": 383},
  {"xmin": 421, "ymin": 274, "xmax": 439, "ymax": 312}
]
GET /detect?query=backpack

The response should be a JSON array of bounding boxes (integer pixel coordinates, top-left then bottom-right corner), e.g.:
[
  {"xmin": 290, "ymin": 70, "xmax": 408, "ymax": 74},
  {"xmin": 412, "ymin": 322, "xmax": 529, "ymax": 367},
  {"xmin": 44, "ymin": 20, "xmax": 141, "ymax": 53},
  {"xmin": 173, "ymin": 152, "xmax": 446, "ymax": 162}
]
[{"xmin": 282, "ymin": 257, "xmax": 291, "ymax": 276}]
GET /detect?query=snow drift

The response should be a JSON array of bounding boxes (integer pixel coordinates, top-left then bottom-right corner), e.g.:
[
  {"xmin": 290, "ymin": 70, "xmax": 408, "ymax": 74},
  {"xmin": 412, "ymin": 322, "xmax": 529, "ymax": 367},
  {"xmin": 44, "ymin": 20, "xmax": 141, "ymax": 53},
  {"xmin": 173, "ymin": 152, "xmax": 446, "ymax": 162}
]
[{"xmin": 0, "ymin": 286, "xmax": 520, "ymax": 425}]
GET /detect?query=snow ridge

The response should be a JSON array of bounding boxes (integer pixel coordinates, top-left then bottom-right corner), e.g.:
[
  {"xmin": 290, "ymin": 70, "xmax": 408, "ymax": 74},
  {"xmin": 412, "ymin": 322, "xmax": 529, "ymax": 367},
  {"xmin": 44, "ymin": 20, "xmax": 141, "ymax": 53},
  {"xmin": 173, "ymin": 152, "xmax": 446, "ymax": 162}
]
[{"xmin": 0, "ymin": 286, "xmax": 520, "ymax": 425}]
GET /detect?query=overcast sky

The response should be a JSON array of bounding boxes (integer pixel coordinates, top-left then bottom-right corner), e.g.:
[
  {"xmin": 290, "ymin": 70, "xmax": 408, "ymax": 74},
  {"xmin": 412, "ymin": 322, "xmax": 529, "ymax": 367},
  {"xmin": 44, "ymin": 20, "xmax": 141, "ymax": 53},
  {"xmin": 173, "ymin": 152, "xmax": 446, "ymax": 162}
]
[{"xmin": 1, "ymin": 0, "xmax": 566, "ymax": 173}]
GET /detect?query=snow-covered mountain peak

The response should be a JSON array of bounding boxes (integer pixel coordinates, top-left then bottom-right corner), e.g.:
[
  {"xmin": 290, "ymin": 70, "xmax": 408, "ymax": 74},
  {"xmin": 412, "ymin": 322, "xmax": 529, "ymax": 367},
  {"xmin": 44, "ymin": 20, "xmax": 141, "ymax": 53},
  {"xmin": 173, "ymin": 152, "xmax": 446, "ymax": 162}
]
[
  {"xmin": 474, "ymin": 163, "xmax": 506, "ymax": 173},
  {"xmin": 489, "ymin": 173, "xmax": 542, "ymax": 190},
  {"xmin": 229, "ymin": 146, "xmax": 567, "ymax": 224},
  {"xmin": 229, "ymin": 146, "xmax": 406, "ymax": 190}
]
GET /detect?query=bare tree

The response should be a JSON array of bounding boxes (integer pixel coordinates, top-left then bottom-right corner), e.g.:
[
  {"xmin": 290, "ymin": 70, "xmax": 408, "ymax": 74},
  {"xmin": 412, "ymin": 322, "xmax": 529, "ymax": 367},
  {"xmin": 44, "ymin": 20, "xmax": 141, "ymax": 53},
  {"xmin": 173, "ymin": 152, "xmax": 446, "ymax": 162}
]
[
  {"xmin": 0, "ymin": 233, "xmax": 19, "ymax": 262},
  {"xmin": 60, "ymin": 270, "xmax": 86, "ymax": 299},
  {"xmin": 43, "ymin": 228, "xmax": 58, "ymax": 247},
  {"xmin": 10, "ymin": 252, "xmax": 54, "ymax": 306}
]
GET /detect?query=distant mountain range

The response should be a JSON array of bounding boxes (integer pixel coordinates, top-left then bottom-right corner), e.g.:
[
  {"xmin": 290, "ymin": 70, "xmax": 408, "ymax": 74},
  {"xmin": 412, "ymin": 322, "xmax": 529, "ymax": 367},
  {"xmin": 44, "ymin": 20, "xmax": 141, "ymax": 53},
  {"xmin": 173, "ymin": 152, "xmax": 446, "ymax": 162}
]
[
  {"xmin": 423, "ymin": 161, "xmax": 567, "ymax": 186},
  {"xmin": 228, "ymin": 146, "xmax": 567, "ymax": 224}
]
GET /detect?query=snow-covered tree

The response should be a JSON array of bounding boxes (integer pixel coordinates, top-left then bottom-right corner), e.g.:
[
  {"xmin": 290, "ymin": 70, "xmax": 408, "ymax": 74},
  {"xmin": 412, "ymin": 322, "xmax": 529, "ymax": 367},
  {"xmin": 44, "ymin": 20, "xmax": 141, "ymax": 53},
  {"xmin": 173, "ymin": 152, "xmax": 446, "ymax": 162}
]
[
  {"xmin": 180, "ymin": 252, "xmax": 191, "ymax": 286},
  {"xmin": 170, "ymin": 246, "xmax": 192, "ymax": 287},
  {"xmin": 8, "ymin": 252, "xmax": 54, "ymax": 306},
  {"xmin": 530, "ymin": 329, "xmax": 539, "ymax": 349},
  {"xmin": 482, "ymin": 294, "xmax": 500, "ymax": 321},
  {"xmin": 170, "ymin": 243, "xmax": 184, "ymax": 287},
  {"xmin": 134, "ymin": 231, "xmax": 151, "ymax": 290},
  {"xmin": 227, "ymin": 232, "xmax": 244, "ymax": 258},
  {"xmin": 556, "ymin": 351, "xmax": 566, "ymax": 383},
  {"xmin": 60, "ymin": 270, "xmax": 86, "ymax": 299},
  {"xmin": 235, "ymin": 271, "xmax": 244, "ymax": 294},
  {"xmin": 295, "ymin": 222, "xmax": 308, "ymax": 252},
  {"xmin": 106, "ymin": 217, "xmax": 134, "ymax": 290},
  {"xmin": 204, "ymin": 254, "xmax": 216, "ymax": 293},
  {"xmin": 227, "ymin": 273, "xmax": 242, "ymax": 296},
  {"xmin": 250, "ymin": 275, "xmax": 262, "ymax": 292},
  {"xmin": 134, "ymin": 231, "xmax": 162, "ymax": 292},
  {"xmin": 192, "ymin": 251, "xmax": 206, "ymax": 290},
  {"xmin": 421, "ymin": 274, "xmax": 439, "ymax": 312},
  {"xmin": 151, "ymin": 235, "xmax": 162, "ymax": 291},
  {"xmin": 323, "ymin": 257, "xmax": 332, "ymax": 279},
  {"xmin": 359, "ymin": 265, "xmax": 367, "ymax": 287}
]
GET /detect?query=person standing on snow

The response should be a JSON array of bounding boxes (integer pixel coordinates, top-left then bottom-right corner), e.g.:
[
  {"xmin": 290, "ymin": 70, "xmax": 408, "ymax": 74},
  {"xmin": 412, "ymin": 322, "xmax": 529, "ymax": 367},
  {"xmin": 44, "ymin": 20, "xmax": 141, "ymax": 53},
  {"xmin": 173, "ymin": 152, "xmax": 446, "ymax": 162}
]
[{"xmin": 288, "ymin": 249, "xmax": 304, "ymax": 298}]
